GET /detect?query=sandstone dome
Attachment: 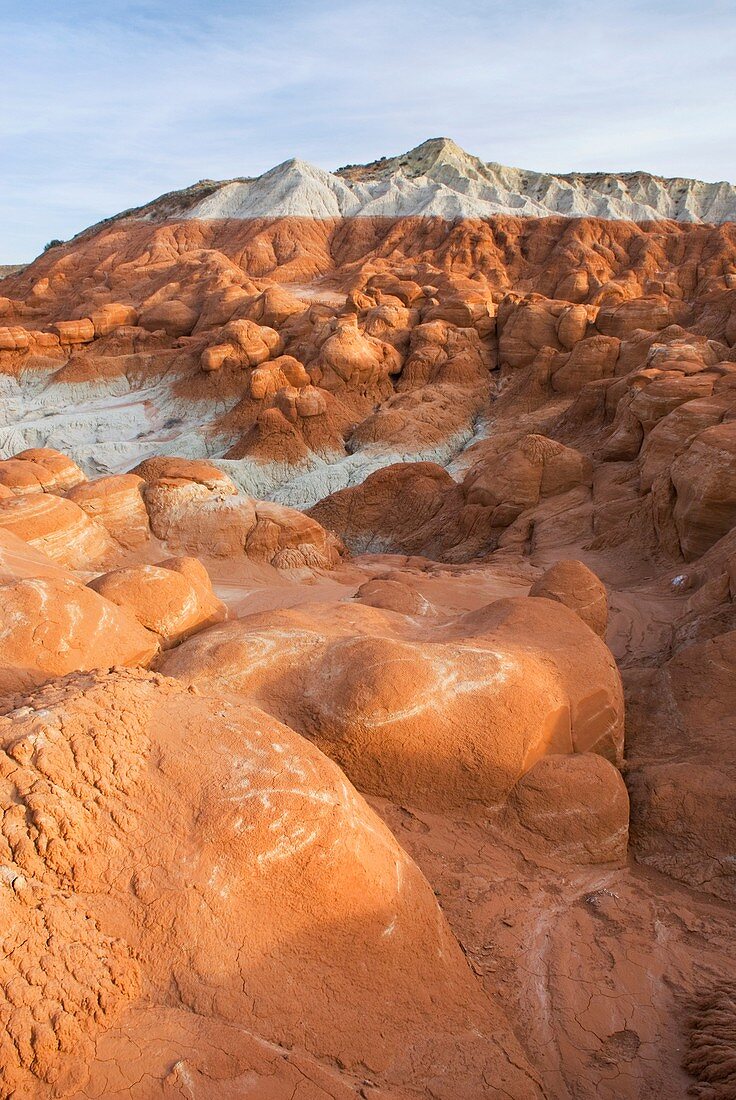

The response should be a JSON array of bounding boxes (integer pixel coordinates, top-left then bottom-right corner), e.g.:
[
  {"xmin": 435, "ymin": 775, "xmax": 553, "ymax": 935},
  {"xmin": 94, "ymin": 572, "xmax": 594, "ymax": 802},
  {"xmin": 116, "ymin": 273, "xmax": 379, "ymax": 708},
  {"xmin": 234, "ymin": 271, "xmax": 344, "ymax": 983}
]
[
  {"xmin": 505, "ymin": 752, "xmax": 630, "ymax": 864},
  {"xmin": 88, "ymin": 557, "xmax": 226, "ymax": 648},
  {"xmin": 158, "ymin": 595, "xmax": 623, "ymax": 810},
  {"xmin": 0, "ymin": 575, "xmax": 159, "ymax": 693},
  {"xmin": 67, "ymin": 473, "xmax": 151, "ymax": 547},
  {"xmin": 0, "ymin": 448, "xmax": 85, "ymax": 496},
  {"xmin": 0, "ymin": 668, "xmax": 541, "ymax": 1098},
  {"xmin": 529, "ymin": 558, "xmax": 609, "ymax": 637},
  {"xmin": 0, "ymin": 493, "xmax": 118, "ymax": 570}
]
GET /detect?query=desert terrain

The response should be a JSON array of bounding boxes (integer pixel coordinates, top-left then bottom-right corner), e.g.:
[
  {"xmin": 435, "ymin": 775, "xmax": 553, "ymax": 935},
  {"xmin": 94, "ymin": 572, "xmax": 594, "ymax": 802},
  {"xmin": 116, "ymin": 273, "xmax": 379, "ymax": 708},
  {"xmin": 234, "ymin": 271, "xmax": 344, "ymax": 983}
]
[{"xmin": 0, "ymin": 138, "xmax": 735, "ymax": 1098}]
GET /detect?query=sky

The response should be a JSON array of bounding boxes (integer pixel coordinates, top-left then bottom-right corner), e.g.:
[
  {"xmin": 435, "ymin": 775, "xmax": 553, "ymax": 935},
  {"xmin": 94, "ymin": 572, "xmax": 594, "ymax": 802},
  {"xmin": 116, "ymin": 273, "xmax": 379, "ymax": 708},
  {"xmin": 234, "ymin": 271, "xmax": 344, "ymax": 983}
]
[{"xmin": 1, "ymin": 0, "xmax": 735, "ymax": 261}]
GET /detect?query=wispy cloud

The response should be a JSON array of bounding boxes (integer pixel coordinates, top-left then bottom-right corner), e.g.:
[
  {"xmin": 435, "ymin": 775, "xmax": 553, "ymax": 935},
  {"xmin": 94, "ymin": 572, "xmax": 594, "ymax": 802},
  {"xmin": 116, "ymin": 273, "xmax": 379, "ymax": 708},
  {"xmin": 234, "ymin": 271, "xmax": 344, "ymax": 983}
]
[{"xmin": 1, "ymin": 0, "xmax": 734, "ymax": 260}]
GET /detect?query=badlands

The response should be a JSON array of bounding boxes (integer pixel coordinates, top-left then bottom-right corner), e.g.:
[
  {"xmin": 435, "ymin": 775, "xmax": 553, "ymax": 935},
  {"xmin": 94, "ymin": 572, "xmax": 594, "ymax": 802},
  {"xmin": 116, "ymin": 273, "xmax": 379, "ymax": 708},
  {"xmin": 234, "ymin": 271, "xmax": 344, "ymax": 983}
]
[{"xmin": 0, "ymin": 136, "xmax": 735, "ymax": 1097}]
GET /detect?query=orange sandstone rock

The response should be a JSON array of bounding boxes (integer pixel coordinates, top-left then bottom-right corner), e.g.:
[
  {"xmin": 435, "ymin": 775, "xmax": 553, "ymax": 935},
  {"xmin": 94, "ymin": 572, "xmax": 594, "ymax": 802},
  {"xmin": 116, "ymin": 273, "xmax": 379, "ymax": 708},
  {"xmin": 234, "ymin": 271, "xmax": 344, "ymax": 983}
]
[
  {"xmin": 0, "ymin": 493, "xmax": 117, "ymax": 569},
  {"xmin": 0, "ymin": 449, "xmax": 86, "ymax": 496},
  {"xmin": 67, "ymin": 473, "xmax": 150, "ymax": 547},
  {"xmin": 90, "ymin": 301, "xmax": 139, "ymax": 336},
  {"xmin": 159, "ymin": 595, "xmax": 623, "ymax": 811},
  {"xmin": 529, "ymin": 559, "xmax": 609, "ymax": 637},
  {"xmin": 132, "ymin": 456, "xmax": 238, "ymax": 493},
  {"xmin": 89, "ymin": 557, "xmax": 226, "ymax": 647},
  {"xmin": 142, "ymin": 477, "xmax": 341, "ymax": 568},
  {"xmin": 0, "ymin": 576, "xmax": 158, "ymax": 693},
  {"xmin": 505, "ymin": 753, "xmax": 629, "ymax": 864},
  {"xmin": 0, "ymin": 668, "xmax": 541, "ymax": 1099},
  {"xmin": 51, "ymin": 317, "xmax": 95, "ymax": 344},
  {"xmin": 139, "ymin": 298, "xmax": 199, "ymax": 336}
]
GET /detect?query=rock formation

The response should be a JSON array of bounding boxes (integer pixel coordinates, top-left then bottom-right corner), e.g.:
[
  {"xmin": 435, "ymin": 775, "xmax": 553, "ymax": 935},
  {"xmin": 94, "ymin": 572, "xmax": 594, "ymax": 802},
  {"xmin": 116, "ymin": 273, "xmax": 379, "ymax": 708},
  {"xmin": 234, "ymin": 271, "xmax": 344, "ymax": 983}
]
[
  {"xmin": 0, "ymin": 667, "xmax": 545, "ymax": 1098},
  {"xmin": 0, "ymin": 137, "xmax": 735, "ymax": 1096},
  {"xmin": 159, "ymin": 595, "xmax": 623, "ymax": 811},
  {"xmin": 529, "ymin": 558, "xmax": 609, "ymax": 636},
  {"xmin": 88, "ymin": 557, "xmax": 226, "ymax": 648}
]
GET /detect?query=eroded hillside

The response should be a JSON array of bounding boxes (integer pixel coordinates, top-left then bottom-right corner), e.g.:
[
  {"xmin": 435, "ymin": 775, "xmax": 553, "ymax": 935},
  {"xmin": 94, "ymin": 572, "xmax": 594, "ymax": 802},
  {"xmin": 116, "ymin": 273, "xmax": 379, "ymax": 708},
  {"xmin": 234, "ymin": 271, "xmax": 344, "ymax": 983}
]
[{"xmin": 1, "ymin": 170, "xmax": 735, "ymax": 1097}]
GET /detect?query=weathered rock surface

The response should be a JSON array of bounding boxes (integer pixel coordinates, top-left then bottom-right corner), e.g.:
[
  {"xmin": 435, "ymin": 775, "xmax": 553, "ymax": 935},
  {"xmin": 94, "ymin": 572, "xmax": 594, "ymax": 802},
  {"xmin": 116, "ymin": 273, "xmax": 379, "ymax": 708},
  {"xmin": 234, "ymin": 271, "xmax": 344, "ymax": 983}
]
[
  {"xmin": 626, "ymin": 629, "xmax": 736, "ymax": 903},
  {"xmin": 174, "ymin": 138, "xmax": 736, "ymax": 224},
  {"xmin": 88, "ymin": 557, "xmax": 226, "ymax": 647},
  {"xmin": 0, "ymin": 493, "xmax": 117, "ymax": 569},
  {"xmin": 0, "ymin": 668, "xmax": 541, "ymax": 1099},
  {"xmin": 0, "ymin": 448, "xmax": 85, "ymax": 496},
  {"xmin": 505, "ymin": 752, "xmax": 629, "ymax": 864},
  {"xmin": 1, "ymin": 138, "xmax": 735, "ymax": 1097},
  {"xmin": 143, "ymin": 476, "xmax": 342, "ymax": 569},
  {"xmin": 158, "ymin": 594, "xmax": 623, "ymax": 810},
  {"xmin": 67, "ymin": 473, "xmax": 150, "ymax": 547},
  {"xmin": 0, "ymin": 574, "xmax": 159, "ymax": 693},
  {"xmin": 529, "ymin": 558, "xmax": 609, "ymax": 637}
]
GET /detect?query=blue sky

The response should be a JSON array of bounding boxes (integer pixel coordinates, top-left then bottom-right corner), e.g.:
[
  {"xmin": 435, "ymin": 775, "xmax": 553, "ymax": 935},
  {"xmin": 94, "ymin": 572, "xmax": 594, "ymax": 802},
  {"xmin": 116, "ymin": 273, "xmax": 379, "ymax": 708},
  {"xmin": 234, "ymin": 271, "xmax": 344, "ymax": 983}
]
[{"xmin": 1, "ymin": 0, "xmax": 734, "ymax": 261}]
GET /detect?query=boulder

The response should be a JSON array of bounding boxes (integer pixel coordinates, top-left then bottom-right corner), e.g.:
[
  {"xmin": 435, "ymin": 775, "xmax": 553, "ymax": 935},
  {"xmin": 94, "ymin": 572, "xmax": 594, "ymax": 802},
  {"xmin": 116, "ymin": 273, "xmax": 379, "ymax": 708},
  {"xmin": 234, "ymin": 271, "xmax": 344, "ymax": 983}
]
[
  {"xmin": 463, "ymin": 435, "xmax": 592, "ymax": 526},
  {"xmin": 67, "ymin": 473, "xmax": 150, "ymax": 547},
  {"xmin": 51, "ymin": 318, "xmax": 95, "ymax": 344},
  {"xmin": 529, "ymin": 559, "xmax": 608, "ymax": 637},
  {"xmin": 0, "ymin": 576, "xmax": 158, "ymax": 694},
  {"xmin": 505, "ymin": 753, "xmax": 629, "ymax": 864},
  {"xmin": 0, "ymin": 493, "xmax": 117, "ymax": 569},
  {"xmin": 143, "ymin": 478, "xmax": 342, "ymax": 569},
  {"xmin": 89, "ymin": 556, "xmax": 226, "ymax": 647},
  {"xmin": 90, "ymin": 302, "xmax": 138, "ymax": 336},
  {"xmin": 139, "ymin": 299, "xmax": 198, "ymax": 337},
  {"xmin": 0, "ymin": 449, "xmax": 86, "ymax": 496},
  {"xmin": 312, "ymin": 320, "xmax": 402, "ymax": 392}
]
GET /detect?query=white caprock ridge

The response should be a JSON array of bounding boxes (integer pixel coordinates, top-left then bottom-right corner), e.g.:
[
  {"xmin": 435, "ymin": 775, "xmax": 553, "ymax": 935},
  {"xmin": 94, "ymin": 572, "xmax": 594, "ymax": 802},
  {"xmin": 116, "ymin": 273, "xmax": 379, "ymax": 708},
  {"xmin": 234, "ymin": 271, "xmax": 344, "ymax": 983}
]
[{"xmin": 163, "ymin": 137, "xmax": 736, "ymax": 225}]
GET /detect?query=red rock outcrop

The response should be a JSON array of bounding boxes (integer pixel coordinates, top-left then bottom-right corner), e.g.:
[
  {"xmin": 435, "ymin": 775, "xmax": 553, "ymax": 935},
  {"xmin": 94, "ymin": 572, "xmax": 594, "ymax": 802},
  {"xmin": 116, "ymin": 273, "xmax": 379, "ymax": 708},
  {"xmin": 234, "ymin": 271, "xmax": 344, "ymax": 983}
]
[
  {"xmin": 0, "ymin": 449, "xmax": 85, "ymax": 496},
  {"xmin": 1, "ymin": 175, "xmax": 736, "ymax": 1097},
  {"xmin": 627, "ymin": 628, "xmax": 736, "ymax": 902},
  {"xmin": 0, "ymin": 493, "xmax": 117, "ymax": 569},
  {"xmin": 0, "ymin": 575, "xmax": 158, "ymax": 693},
  {"xmin": 0, "ymin": 668, "xmax": 541, "ymax": 1098},
  {"xmin": 88, "ymin": 557, "xmax": 226, "ymax": 647},
  {"xmin": 309, "ymin": 432, "xmax": 593, "ymax": 562},
  {"xmin": 139, "ymin": 298, "xmax": 198, "ymax": 336},
  {"xmin": 505, "ymin": 752, "xmax": 629, "ymax": 864},
  {"xmin": 159, "ymin": 594, "xmax": 623, "ymax": 811},
  {"xmin": 529, "ymin": 558, "xmax": 609, "ymax": 637},
  {"xmin": 670, "ymin": 422, "xmax": 736, "ymax": 560},
  {"xmin": 132, "ymin": 456, "xmax": 238, "ymax": 493},
  {"xmin": 143, "ymin": 477, "xmax": 342, "ymax": 569},
  {"xmin": 90, "ymin": 301, "xmax": 138, "ymax": 336},
  {"xmin": 67, "ymin": 473, "xmax": 150, "ymax": 547},
  {"xmin": 51, "ymin": 318, "xmax": 95, "ymax": 344},
  {"xmin": 309, "ymin": 317, "xmax": 402, "ymax": 395},
  {"xmin": 201, "ymin": 317, "xmax": 282, "ymax": 372}
]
